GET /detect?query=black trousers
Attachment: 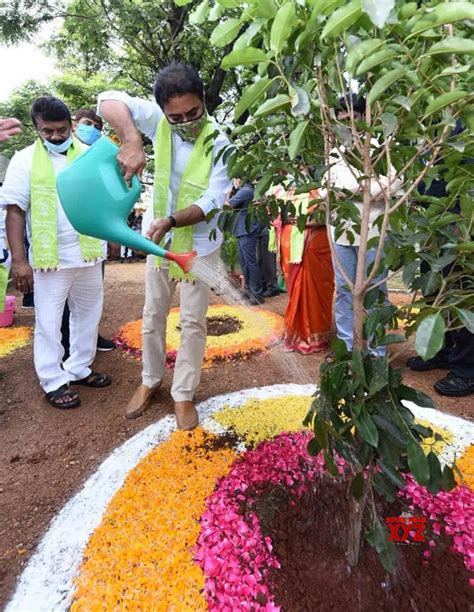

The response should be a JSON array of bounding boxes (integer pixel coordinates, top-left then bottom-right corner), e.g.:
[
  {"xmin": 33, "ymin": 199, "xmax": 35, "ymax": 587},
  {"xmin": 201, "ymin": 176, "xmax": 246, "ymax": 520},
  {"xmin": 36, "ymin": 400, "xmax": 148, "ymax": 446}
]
[
  {"xmin": 257, "ymin": 232, "xmax": 278, "ymax": 293},
  {"xmin": 436, "ymin": 327, "xmax": 474, "ymax": 379}
]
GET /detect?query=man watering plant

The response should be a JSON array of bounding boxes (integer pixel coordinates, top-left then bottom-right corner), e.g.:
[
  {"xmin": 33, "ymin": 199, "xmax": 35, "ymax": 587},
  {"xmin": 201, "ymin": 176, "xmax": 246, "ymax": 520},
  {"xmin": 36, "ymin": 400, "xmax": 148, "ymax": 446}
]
[{"xmin": 98, "ymin": 62, "xmax": 231, "ymax": 429}]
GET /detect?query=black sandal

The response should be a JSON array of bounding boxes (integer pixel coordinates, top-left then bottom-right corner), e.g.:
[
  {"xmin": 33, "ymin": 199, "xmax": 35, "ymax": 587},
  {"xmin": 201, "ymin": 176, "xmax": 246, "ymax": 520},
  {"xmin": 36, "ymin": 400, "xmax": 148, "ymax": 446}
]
[
  {"xmin": 72, "ymin": 371, "xmax": 111, "ymax": 388},
  {"xmin": 46, "ymin": 384, "xmax": 81, "ymax": 409}
]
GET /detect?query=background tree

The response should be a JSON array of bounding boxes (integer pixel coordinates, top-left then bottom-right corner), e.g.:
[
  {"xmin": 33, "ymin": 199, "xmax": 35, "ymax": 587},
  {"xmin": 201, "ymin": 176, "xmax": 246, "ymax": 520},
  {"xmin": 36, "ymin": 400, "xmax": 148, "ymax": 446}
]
[{"xmin": 203, "ymin": 0, "xmax": 474, "ymax": 571}]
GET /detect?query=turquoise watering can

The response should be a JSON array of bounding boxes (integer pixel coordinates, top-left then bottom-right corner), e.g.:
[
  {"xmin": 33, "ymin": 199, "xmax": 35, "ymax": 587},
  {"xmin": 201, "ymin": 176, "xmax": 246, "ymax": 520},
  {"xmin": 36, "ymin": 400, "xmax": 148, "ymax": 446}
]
[{"xmin": 56, "ymin": 137, "xmax": 196, "ymax": 273}]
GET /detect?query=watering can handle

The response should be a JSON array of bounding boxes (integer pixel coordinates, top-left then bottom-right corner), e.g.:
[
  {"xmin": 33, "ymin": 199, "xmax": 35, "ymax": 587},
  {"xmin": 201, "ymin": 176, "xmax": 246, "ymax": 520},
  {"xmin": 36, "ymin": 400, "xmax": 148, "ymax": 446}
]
[{"xmin": 130, "ymin": 174, "xmax": 141, "ymax": 193}]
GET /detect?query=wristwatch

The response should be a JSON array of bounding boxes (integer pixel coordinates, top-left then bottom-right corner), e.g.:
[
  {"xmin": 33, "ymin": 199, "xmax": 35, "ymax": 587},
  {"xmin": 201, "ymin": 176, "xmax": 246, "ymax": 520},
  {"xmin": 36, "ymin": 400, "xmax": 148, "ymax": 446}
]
[{"xmin": 167, "ymin": 215, "xmax": 177, "ymax": 228}]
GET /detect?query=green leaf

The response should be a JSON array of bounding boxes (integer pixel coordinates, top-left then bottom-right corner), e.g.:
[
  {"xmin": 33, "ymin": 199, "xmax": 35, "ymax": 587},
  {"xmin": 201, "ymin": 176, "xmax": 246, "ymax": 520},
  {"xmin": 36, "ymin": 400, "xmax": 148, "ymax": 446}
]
[
  {"xmin": 407, "ymin": 441, "xmax": 430, "ymax": 486},
  {"xmin": 414, "ymin": 313, "xmax": 445, "ymax": 361},
  {"xmin": 377, "ymin": 333, "xmax": 405, "ymax": 346},
  {"xmin": 357, "ymin": 411, "xmax": 379, "ymax": 447},
  {"xmin": 254, "ymin": 93, "xmax": 291, "ymax": 117},
  {"xmin": 314, "ymin": 415, "xmax": 329, "ymax": 450},
  {"xmin": 398, "ymin": 385, "xmax": 436, "ymax": 408},
  {"xmin": 423, "ymin": 36, "xmax": 474, "ymax": 57},
  {"xmin": 270, "ymin": 1, "xmax": 296, "ymax": 54},
  {"xmin": 311, "ymin": 0, "xmax": 344, "ymax": 17},
  {"xmin": 380, "ymin": 112, "xmax": 397, "ymax": 137},
  {"xmin": 321, "ymin": 0, "xmax": 362, "ymax": 40},
  {"xmin": 208, "ymin": 3, "xmax": 224, "ymax": 21},
  {"xmin": 442, "ymin": 465, "xmax": 456, "ymax": 491},
  {"xmin": 189, "ymin": 0, "xmax": 209, "ymax": 24},
  {"xmin": 349, "ymin": 472, "xmax": 365, "ymax": 500},
  {"xmin": 379, "ymin": 459, "xmax": 406, "ymax": 488},
  {"xmin": 427, "ymin": 451, "xmax": 443, "ymax": 494},
  {"xmin": 408, "ymin": 2, "xmax": 474, "ymax": 39},
  {"xmin": 234, "ymin": 78, "xmax": 274, "ymax": 121},
  {"xmin": 367, "ymin": 68, "xmax": 408, "ymax": 106},
  {"xmin": 345, "ymin": 39, "xmax": 384, "ymax": 74},
  {"xmin": 290, "ymin": 86, "xmax": 310, "ymax": 117},
  {"xmin": 373, "ymin": 415, "xmax": 407, "ymax": 446},
  {"xmin": 423, "ymin": 90, "xmax": 469, "ymax": 119},
  {"xmin": 456, "ymin": 308, "xmax": 474, "ymax": 333},
  {"xmin": 351, "ymin": 347, "xmax": 366, "ymax": 387},
  {"xmin": 331, "ymin": 337, "xmax": 349, "ymax": 359},
  {"xmin": 288, "ymin": 120, "xmax": 309, "ymax": 160},
  {"xmin": 324, "ymin": 450, "xmax": 339, "ymax": 477},
  {"xmin": 356, "ymin": 49, "xmax": 399, "ymax": 75},
  {"xmin": 221, "ymin": 47, "xmax": 268, "ymax": 68},
  {"xmin": 373, "ymin": 471, "xmax": 397, "ymax": 501},
  {"xmin": 307, "ymin": 436, "xmax": 321, "ymax": 456},
  {"xmin": 258, "ymin": 0, "xmax": 278, "ymax": 18},
  {"xmin": 210, "ymin": 18, "xmax": 242, "ymax": 47},
  {"xmin": 366, "ymin": 522, "xmax": 399, "ymax": 573}
]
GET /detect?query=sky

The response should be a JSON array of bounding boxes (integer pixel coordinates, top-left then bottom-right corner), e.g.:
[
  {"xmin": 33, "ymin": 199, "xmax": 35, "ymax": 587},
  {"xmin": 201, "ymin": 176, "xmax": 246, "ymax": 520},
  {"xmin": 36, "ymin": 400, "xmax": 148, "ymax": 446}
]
[{"xmin": 0, "ymin": 21, "xmax": 59, "ymax": 102}]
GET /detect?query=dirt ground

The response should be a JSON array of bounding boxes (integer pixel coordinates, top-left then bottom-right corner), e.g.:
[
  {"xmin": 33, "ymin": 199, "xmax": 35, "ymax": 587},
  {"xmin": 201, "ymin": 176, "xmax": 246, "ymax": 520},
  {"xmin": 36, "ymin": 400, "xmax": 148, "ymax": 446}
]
[{"xmin": 0, "ymin": 261, "xmax": 472, "ymax": 607}]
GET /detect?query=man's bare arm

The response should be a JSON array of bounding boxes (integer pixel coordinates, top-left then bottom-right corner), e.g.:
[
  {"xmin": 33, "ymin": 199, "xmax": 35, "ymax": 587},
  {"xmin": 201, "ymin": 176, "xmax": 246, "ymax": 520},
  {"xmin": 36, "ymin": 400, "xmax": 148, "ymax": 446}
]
[
  {"xmin": 99, "ymin": 100, "xmax": 146, "ymax": 181},
  {"xmin": 147, "ymin": 204, "xmax": 205, "ymax": 246},
  {"xmin": 6, "ymin": 205, "xmax": 34, "ymax": 293}
]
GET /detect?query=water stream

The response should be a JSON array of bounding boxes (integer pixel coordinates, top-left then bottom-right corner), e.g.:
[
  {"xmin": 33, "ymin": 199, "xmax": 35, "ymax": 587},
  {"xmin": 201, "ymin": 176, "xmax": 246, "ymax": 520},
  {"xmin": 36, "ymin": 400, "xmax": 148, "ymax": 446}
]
[{"xmin": 192, "ymin": 255, "xmax": 316, "ymax": 385}]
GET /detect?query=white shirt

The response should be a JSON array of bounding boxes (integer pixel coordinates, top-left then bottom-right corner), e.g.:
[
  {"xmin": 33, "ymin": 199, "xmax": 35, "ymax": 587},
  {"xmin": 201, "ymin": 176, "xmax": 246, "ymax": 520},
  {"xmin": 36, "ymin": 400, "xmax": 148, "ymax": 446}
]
[
  {"xmin": 0, "ymin": 142, "xmax": 106, "ymax": 269},
  {"xmin": 322, "ymin": 143, "xmax": 403, "ymax": 247},
  {"xmin": 0, "ymin": 209, "xmax": 6, "ymax": 251},
  {"xmin": 97, "ymin": 91, "xmax": 231, "ymax": 257}
]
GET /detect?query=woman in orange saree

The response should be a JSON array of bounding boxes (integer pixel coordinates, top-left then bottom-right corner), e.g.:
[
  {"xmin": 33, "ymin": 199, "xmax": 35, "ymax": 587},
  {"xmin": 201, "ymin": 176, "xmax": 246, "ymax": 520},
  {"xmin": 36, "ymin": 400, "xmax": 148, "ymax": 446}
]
[{"xmin": 271, "ymin": 190, "xmax": 334, "ymax": 354}]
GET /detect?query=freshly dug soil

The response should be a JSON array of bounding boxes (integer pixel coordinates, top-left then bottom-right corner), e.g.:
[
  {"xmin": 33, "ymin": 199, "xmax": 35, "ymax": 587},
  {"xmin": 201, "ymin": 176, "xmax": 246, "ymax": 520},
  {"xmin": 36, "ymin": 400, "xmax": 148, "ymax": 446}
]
[
  {"xmin": 206, "ymin": 315, "xmax": 243, "ymax": 336},
  {"xmin": 265, "ymin": 478, "xmax": 473, "ymax": 611}
]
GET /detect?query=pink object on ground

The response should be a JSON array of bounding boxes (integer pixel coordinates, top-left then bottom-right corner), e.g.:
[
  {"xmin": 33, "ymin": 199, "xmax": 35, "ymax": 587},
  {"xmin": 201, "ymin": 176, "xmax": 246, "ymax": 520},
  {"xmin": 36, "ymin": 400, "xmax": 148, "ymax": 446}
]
[{"xmin": 0, "ymin": 295, "xmax": 16, "ymax": 327}]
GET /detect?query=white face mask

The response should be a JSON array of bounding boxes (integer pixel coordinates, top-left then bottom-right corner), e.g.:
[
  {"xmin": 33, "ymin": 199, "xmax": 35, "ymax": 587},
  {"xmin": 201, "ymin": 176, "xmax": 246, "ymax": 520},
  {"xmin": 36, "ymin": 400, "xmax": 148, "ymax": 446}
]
[{"xmin": 43, "ymin": 135, "xmax": 73, "ymax": 154}]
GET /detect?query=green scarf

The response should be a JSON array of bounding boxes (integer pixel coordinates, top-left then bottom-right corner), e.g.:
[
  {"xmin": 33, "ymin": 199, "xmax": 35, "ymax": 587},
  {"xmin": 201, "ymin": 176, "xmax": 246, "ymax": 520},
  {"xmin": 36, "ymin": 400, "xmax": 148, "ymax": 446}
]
[
  {"xmin": 31, "ymin": 137, "xmax": 103, "ymax": 271},
  {"xmin": 0, "ymin": 264, "xmax": 7, "ymax": 313},
  {"xmin": 153, "ymin": 116, "xmax": 216, "ymax": 280}
]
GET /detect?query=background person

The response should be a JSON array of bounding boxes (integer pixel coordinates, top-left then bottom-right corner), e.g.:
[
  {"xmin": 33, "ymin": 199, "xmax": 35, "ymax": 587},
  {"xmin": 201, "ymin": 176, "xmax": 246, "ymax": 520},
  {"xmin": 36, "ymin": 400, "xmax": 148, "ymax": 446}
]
[
  {"xmin": 60, "ymin": 108, "xmax": 116, "ymax": 358},
  {"xmin": 324, "ymin": 95, "xmax": 403, "ymax": 356},
  {"xmin": 1, "ymin": 96, "xmax": 110, "ymax": 409},
  {"xmin": 229, "ymin": 180, "xmax": 264, "ymax": 305},
  {"xmin": 270, "ymin": 187, "xmax": 334, "ymax": 354}
]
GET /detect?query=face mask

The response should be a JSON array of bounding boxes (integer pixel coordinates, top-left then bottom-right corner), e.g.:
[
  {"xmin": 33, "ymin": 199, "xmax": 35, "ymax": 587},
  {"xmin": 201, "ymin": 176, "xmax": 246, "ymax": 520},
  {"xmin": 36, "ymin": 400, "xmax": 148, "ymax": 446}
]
[
  {"xmin": 76, "ymin": 123, "xmax": 102, "ymax": 145},
  {"xmin": 168, "ymin": 112, "xmax": 208, "ymax": 143},
  {"xmin": 43, "ymin": 135, "xmax": 73, "ymax": 154}
]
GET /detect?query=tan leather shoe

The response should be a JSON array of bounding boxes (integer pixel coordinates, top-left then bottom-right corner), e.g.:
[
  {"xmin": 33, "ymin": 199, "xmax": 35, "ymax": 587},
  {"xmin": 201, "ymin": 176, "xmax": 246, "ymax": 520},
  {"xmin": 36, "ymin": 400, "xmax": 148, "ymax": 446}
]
[
  {"xmin": 174, "ymin": 401, "xmax": 199, "ymax": 430},
  {"xmin": 125, "ymin": 383, "xmax": 161, "ymax": 420}
]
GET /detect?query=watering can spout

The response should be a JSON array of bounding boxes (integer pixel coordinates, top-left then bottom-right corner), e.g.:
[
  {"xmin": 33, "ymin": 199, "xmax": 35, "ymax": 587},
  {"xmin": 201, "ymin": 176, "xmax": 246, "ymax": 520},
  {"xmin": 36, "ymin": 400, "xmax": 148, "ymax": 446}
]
[{"xmin": 56, "ymin": 137, "xmax": 195, "ymax": 274}]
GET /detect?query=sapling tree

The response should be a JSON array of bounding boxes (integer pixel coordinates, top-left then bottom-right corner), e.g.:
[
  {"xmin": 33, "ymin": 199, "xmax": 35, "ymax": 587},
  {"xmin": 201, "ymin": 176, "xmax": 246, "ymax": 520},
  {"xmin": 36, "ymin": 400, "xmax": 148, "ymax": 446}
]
[{"xmin": 197, "ymin": 0, "xmax": 474, "ymax": 571}]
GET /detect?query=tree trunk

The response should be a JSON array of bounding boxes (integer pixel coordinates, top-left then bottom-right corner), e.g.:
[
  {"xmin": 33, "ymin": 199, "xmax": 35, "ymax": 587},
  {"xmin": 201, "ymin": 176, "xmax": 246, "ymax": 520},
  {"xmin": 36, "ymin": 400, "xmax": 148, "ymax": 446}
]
[{"xmin": 347, "ymin": 488, "xmax": 366, "ymax": 567}]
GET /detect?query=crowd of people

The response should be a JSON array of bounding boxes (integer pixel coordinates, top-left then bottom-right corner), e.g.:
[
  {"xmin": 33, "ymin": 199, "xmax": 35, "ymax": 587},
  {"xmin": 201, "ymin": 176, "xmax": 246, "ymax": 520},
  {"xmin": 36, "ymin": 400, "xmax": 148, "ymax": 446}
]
[{"xmin": 0, "ymin": 62, "xmax": 472, "ymax": 432}]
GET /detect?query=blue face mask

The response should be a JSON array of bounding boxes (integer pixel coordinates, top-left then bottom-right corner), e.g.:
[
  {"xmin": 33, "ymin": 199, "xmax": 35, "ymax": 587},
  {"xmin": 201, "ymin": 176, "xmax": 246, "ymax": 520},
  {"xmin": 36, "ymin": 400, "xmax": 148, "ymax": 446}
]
[
  {"xmin": 43, "ymin": 136, "xmax": 73, "ymax": 154},
  {"xmin": 76, "ymin": 123, "xmax": 102, "ymax": 145}
]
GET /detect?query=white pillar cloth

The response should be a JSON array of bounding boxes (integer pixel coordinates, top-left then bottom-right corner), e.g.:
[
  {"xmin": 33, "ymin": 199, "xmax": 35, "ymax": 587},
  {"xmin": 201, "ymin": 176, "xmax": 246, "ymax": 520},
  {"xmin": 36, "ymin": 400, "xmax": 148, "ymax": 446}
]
[
  {"xmin": 141, "ymin": 249, "xmax": 223, "ymax": 402},
  {"xmin": 33, "ymin": 263, "xmax": 104, "ymax": 393}
]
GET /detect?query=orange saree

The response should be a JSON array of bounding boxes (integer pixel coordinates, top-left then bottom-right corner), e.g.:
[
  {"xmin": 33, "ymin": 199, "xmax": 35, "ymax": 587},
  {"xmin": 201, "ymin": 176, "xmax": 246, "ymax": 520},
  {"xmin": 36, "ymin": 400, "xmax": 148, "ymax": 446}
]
[{"xmin": 280, "ymin": 225, "xmax": 334, "ymax": 354}]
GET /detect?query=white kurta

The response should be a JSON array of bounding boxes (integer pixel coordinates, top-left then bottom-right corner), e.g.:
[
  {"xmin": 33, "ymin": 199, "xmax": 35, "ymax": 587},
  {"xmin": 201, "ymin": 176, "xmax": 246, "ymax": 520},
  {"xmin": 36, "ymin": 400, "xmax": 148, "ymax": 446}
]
[{"xmin": 0, "ymin": 141, "xmax": 106, "ymax": 394}]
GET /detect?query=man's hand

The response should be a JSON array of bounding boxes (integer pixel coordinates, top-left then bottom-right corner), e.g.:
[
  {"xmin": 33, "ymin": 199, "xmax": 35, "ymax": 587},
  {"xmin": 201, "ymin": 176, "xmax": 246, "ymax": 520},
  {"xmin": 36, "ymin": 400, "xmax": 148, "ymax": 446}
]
[
  {"xmin": 146, "ymin": 217, "xmax": 173, "ymax": 246},
  {"xmin": 12, "ymin": 260, "xmax": 34, "ymax": 293},
  {"xmin": 117, "ymin": 141, "xmax": 146, "ymax": 181},
  {"xmin": 0, "ymin": 118, "xmax": 22, "ymax": 143}
]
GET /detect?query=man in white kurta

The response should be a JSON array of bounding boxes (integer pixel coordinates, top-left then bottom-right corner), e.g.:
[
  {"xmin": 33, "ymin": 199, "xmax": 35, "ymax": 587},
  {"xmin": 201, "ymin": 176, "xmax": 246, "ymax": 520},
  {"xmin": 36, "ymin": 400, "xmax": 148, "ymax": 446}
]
[
  {"xmin": 0, "ymin": 96, "xmax": 110, "ymax": 409},
  {"xmin": 98, "ymin": 63, "xmax": 231, "ymax": 428}
]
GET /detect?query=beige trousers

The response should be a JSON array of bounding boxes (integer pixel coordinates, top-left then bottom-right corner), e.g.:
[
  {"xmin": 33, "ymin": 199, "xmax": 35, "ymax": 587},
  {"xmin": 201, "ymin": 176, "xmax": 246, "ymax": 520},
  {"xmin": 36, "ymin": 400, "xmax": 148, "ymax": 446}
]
[{"xmin": 141, "ymin": 249, "xmax": 220, "ymax": 402}]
